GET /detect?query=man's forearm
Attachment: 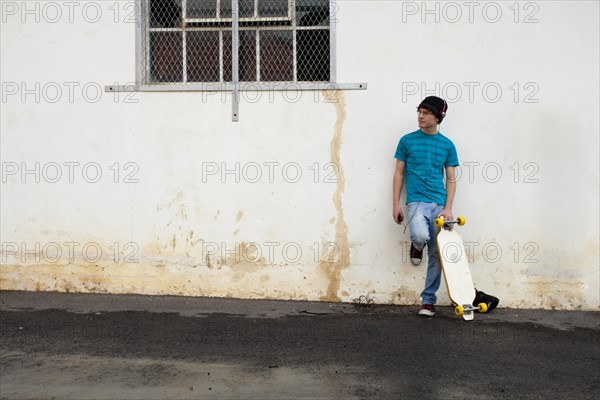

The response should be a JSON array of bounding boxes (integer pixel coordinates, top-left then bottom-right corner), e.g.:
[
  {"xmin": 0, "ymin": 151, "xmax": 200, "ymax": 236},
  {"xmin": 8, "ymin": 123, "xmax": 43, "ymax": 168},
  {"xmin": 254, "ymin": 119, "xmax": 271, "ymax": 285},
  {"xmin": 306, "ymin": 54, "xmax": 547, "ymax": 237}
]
[
  {"xmin": 444, "ymin": 179, "xmax": 456, "ymax": 210},
  {"xmin": 393, "ymin": 173, "xmax": 404, "ymax": 207}
]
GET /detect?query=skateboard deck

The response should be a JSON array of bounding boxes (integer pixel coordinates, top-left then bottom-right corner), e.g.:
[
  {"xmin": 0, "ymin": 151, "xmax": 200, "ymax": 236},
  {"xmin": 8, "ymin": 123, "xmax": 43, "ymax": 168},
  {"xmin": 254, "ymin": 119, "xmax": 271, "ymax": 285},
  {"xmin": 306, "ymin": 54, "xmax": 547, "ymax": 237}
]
[{"xmin": 435, "ymin": 217, "xmax": 487, "ymax": 321}]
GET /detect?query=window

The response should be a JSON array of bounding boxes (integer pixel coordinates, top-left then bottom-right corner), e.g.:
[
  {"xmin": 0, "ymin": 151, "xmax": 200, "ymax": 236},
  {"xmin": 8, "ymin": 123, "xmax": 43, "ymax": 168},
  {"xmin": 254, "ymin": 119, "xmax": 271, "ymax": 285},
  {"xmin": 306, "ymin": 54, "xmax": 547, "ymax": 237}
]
[{"xmin": 143, "ymin": 0, "xmax": 332, "ymax": 84}]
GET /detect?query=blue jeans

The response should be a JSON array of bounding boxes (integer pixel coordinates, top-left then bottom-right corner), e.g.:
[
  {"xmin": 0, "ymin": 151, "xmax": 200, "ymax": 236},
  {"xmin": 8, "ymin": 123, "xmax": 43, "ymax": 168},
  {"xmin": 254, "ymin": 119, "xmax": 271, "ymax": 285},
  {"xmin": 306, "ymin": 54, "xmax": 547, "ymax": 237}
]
[{"xmin": 407, "ymin": 202, "xmax": 444, "ymax": 305}]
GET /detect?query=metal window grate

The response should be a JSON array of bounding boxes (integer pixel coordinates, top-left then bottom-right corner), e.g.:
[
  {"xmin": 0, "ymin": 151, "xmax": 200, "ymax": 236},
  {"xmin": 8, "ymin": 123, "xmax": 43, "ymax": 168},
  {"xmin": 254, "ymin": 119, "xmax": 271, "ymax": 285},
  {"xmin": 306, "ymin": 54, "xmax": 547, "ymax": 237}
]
[{"xmin": 142, "ymin": 0, "xmax": 331, "ymax": 84}]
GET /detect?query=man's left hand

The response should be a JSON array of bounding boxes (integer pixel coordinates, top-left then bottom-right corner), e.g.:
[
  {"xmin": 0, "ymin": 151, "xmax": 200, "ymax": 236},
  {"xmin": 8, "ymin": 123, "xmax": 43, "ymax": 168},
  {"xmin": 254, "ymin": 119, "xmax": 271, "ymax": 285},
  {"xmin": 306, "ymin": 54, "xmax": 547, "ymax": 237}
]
[{"xmin": 437, "ymin": 208, "xmax": 454, "ymax": 222}]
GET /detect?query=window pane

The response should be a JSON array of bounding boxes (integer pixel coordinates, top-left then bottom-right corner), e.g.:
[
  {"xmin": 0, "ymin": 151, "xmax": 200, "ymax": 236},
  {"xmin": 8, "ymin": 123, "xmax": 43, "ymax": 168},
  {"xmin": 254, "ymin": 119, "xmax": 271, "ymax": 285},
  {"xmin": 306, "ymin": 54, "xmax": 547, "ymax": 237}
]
[
  {"xmin": 186, "ymin": 0, "xmax": 217, "ymax": 19},
  {"xmin": 150, "ymin": 32, "xmax": 183, "ymax": 83},
  {"xmin": 260, "ymin": 30, "xmax": 293, "ymax": 81},
  {"xmin": 259, "ymin": 0, "xmax": 289, "ymax": 17},
  {"xmin": 296, "ymin": 0, "xmax": 329, "ymax": 27},
  {"xmin": 187, "ymin": 31, "xmax": 220, "ymax": 82},
  {"xmin": 297, "ymin": 30, "xmax": 329, "ymax": 81},
  {"xmin": 240, "ymin": 31, "xmax": 257, "ymax": 81},
  {"xmin": 150, "ymin": 0, "xmax": 182, "ymax": 28},
  {"xmin": 221, "ymin": 0, "xmax": 255, "ymax": 18},
  {"xmin": 223, "ymin": 31, "xmax": 257, "ymax": 82},
  {"xmin": 145, "ymin": 1, "xmax": 330, "ymax": 84}
]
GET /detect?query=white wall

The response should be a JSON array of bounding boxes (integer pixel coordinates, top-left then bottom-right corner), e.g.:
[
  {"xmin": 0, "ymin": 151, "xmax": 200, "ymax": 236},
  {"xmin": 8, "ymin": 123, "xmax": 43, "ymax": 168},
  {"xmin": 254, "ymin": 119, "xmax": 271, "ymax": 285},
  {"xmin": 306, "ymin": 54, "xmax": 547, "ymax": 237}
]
[{"xmin": 1, "ymin": 1, "xmax": 598, "ymax": 310}]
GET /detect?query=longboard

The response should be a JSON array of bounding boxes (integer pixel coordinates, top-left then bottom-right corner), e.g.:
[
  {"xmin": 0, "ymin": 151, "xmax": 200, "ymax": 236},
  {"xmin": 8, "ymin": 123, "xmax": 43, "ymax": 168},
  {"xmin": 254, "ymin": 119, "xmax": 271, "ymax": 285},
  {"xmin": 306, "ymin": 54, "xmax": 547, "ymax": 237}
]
[{"xmin": 435, "ymin": 216, "xmax": 488, "ymax": 321}]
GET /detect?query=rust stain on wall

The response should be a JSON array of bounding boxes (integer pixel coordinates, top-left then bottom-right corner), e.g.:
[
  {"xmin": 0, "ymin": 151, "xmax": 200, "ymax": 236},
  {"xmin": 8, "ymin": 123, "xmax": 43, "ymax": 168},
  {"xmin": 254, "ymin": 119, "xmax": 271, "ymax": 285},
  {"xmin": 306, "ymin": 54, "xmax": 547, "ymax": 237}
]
[
  {"xmin": 154, "ymin": 191, "xmax": 205, "ymax": 259},
  {"xmin": 583, "ymin": 239, "xmax": 599, "ymax": 256},
  {"xmin": 142, "ymin": 243, "xmax": 162, "ymax": 256},
  {"xmin": 169, "ymin": 234, "xmax": 176, "ymax": 252},
  {"xmin": 394, "ymin": 286, "xmax": 420, "ymax": 304},
  {"xmin": 320, "ymin": 89, "xmax": 350, "ymax": 302},
  {"xmin": 222, "ymin": 242, "xmax": 270, "ymax": 270}
]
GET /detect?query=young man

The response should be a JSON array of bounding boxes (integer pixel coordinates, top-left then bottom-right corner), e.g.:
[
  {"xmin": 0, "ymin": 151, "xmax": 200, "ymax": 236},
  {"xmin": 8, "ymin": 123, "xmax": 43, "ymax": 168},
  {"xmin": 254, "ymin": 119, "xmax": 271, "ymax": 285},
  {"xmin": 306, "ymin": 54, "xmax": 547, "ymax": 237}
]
[{"xmin": 392, "ymin": 96, "xmax": 459, "ymax": 317}]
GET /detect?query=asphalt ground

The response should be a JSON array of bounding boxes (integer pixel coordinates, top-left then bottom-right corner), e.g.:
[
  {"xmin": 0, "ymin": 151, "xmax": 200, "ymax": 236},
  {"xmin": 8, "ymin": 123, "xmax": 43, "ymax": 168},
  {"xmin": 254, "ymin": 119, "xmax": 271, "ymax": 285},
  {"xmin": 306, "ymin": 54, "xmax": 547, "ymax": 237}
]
[{"xmin": 1, "ymin": 291, "xmax": 598, "ymax": 399}]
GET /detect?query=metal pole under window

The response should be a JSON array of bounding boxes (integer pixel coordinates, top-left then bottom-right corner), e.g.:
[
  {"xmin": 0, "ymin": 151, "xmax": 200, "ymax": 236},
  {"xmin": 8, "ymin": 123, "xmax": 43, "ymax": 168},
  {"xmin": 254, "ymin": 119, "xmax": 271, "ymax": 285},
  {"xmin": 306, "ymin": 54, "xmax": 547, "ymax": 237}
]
[
  {"xmin": 182, "ymin": 0, "xmax": 188, "ymax": 83},
  {"xmin": 232, "ymin": 0, "xmax": 239, "ymax": 122}
]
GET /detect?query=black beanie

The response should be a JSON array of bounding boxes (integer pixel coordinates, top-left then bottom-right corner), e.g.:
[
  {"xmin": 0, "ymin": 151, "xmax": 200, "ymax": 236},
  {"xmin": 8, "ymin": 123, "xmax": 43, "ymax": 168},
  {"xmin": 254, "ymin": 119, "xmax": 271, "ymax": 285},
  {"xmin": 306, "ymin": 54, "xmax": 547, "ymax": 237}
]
[{"xmin": 418, "ymin": 96, "xmax": 448, "ymax": 123}]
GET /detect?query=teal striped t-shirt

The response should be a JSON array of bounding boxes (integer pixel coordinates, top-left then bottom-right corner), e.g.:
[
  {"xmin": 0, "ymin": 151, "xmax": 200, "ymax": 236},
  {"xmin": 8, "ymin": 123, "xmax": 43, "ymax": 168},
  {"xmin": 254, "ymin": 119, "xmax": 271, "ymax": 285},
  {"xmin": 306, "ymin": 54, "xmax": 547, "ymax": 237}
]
[{"xmin": 394, "ymin": 129, "xmax": 459, "ymax": 205}]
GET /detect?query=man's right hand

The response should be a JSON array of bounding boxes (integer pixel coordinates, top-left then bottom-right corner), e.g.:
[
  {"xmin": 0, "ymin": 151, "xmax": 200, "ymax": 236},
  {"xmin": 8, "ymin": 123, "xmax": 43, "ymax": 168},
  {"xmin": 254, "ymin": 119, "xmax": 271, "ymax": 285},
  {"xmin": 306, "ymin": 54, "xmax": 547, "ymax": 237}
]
[{"xmin": 393, "ymin": 206, "xmax": 404, "ymax": 224}]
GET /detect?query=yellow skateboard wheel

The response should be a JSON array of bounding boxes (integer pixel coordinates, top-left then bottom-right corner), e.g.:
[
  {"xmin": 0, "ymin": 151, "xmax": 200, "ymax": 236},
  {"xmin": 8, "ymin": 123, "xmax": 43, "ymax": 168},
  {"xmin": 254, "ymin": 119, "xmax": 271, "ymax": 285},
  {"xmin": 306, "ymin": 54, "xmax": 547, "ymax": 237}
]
[
  {"xmin": 454, "ymin": 305, "xmax": 465, "ymax": 316},
  {"xmin": 478, "ymin": 303, "xmax": 488, "ymax": 313},
  {"xmin": 457, "ymin": 216, "xmax": 466, "ymax": 226},
  {"xmin": 435, "ymin": 217, "xmax": 445, "ymax": 228}
]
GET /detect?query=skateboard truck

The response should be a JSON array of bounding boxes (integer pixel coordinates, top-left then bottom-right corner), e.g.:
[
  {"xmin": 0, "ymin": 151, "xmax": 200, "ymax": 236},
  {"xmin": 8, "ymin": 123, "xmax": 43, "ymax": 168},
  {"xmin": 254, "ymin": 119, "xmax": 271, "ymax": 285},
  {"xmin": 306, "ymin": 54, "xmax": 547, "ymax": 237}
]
[
  {"xmin": 435, "ymin": 216, "xmax": 466, "ymax": 229},
  {"xmin": 454, "ymin": 303, "xmax": 488, "ymax": 317}
]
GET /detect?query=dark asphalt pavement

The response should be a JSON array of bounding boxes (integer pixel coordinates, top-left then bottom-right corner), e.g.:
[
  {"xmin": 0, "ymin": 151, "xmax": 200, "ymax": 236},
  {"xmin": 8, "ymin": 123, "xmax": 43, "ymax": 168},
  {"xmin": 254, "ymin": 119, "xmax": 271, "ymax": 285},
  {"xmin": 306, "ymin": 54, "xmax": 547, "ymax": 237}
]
[{"xmin": 1, "ymin": 291, "xmax": 598, "ymax": 399}]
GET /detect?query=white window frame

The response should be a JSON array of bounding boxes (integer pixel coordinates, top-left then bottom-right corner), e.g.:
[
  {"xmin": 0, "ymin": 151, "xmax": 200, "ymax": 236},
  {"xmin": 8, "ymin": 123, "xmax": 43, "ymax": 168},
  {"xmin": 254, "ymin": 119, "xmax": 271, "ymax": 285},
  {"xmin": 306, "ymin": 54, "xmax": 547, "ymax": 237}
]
[
  {"xmin": 142, "ymin": 0, "xmax": 337, "ymax": 86},
  {"xmin": 183, "ymin": 0, "xmax": 294, "ymax": 23},
  {"xmin": 106, "ymin": 0, "xmax": 366, "ymax": 121}
]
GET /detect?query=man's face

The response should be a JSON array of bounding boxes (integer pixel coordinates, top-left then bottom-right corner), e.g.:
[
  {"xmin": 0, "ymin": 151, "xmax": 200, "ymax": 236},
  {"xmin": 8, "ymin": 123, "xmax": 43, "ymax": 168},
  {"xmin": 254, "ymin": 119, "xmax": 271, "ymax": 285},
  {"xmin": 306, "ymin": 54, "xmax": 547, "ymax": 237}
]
[{"xmin": 417, "ymin": 107, "xmax": 439, "ymax": 130}]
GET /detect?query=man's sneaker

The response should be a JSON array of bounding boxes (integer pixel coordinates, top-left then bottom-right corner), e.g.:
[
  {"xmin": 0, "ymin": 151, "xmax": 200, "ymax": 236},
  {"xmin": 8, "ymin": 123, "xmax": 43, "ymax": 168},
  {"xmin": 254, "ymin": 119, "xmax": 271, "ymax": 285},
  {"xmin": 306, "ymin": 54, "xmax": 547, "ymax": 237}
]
[
  {"xmin": 410, "ymin": 243, "xmax": 423, "ymax": 266},
  {"xmin": 418, "ymin": 304, "xmax": 436, "ymax": 317}
]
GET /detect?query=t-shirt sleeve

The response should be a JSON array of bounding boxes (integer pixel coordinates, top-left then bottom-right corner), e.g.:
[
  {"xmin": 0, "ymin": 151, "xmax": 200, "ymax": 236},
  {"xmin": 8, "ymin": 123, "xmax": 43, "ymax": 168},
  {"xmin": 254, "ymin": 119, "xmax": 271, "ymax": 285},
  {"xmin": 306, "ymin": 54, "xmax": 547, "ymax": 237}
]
[
  {"xmin": 394, "ymin": 138, "xmax": 407, "ymax": 162},
  {"xmin": 445, "ymin": 142, "xmax": 459, "ymax": 167}
]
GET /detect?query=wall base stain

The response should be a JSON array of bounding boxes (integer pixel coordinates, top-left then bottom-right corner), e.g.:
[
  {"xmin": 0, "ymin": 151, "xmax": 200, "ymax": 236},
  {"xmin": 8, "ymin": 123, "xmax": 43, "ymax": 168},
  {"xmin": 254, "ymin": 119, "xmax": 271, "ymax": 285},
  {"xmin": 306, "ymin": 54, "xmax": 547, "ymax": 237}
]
[{"xmin": 0, "ymin": 260, "xmax": 598, "ymax": 310}]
